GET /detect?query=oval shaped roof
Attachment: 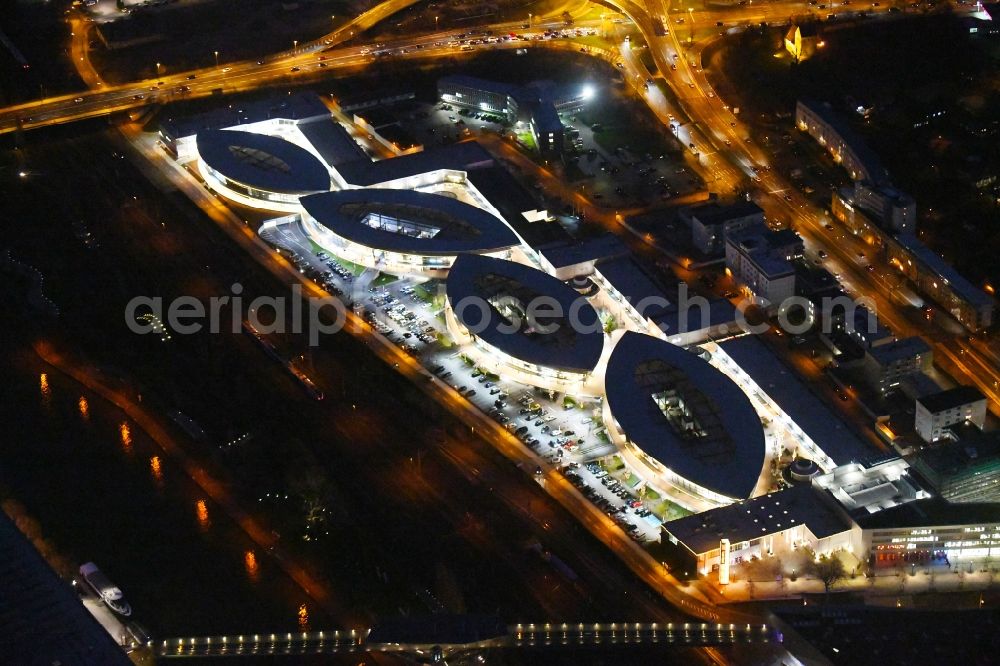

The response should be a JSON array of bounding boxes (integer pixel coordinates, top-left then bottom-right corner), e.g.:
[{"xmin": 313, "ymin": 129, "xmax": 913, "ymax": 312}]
[
  {"xmin": 300, "ymin": 189, "xmax": 519, "ymax": 256},
  {"xmin": 197, "ymin": 129, "xmax": 330, "ymax": 194},
  {"xmin": 604, "ymin": 332, "xmax": 766, "ymax": 500},
  {"xmin": 446, "ymin": 255, "xmax": 604, "ymax": 373}
]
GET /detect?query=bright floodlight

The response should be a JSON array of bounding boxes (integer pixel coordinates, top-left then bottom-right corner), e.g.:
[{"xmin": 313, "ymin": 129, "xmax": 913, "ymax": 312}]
[{"xmin": 581, "ymin": 85, "xmax": 595, "ymax": 101}]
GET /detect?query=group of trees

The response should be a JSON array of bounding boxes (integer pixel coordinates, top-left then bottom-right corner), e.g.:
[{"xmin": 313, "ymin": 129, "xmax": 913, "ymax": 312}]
[
  {"xmin": 739, "ymin": 548, "xmax": 848, "ymax": 597},
  {"xmin": 807, "ymin": 553, "xmax": 847, "ymax": 593}
]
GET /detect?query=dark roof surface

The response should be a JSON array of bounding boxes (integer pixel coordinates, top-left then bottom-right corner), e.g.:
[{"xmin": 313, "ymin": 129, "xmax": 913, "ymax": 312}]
[
  {"xmin": 917, "ymin": 386, "xmax": 986, "ymax": 413},
  {"xmin": 797, "ymin": 99, "xmax": 888, "ymax": 184},
  {"xmin": 854, "ymin": 497, "xmax": 1000, "ymax": 530},
  {"xmin": 438, "ymin": 74, "xmax": 526, "ymax": 101},
  {"xmin": 446, "ymin": 255, "xmax": 604, "ymax": 373},
  {"xmin": 684, "ymin": 200, "xmax": 764, "ymax": 227},
  {"xmin": 595, "ymin": 257, "xmax": 672, "ymax": 321},
  {"xmin": 896, "ymin": 233, "xmax": 995, "ymax": 309},
  {"xmin": 913, "ymin": 431, "xmax": 1000, "ymax": 478},
  {"xmin": 197, "ymin": 129, "xmax": 330, "ymax": 193},
  {"xmin": 160, "ymin": 92, "xmax": 330, "ymax": 139},
  {"xmin": 297, "ymin": 119, "xmax": 367, "ymax": 168},
  {"xmin": 605, "ymin": 332, "xmax": 767, "ymax": 499},
  {"xmin": 866, "ymin": 336, "xmax": 932, "ymax": 365},
  {"xmin": 335, "ymin": 141, "xmax": 495, "ymax": 186},
  {"xmin": 301, "ymin": 188, "xmax": 519, "ymax": 256},
  {"xmin": 720, "ymin": 335, "xmax": 873, "ymax": 465},
  {"xmin": 663, "ymin": 485, "xmax": 851, "ymax": 554},
  {"xmin": 538, "ymin": 234, "xmax": 630, "ymax": 270}
]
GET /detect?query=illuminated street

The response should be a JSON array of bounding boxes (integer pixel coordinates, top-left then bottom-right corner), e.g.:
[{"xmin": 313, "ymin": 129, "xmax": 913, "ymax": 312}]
[{"xmin": 2, "ymin": 1, "xmax": 1000, "ymax": 665}]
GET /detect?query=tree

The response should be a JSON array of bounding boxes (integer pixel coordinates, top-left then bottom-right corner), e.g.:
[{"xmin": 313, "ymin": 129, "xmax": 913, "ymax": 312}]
[
  {"xmin": 288, "ymin": 466, "xmax": 334, "ymax": 533},
  {"xmin": 808, "ymin": 554, "xmax": 846, "ymax": 594}
]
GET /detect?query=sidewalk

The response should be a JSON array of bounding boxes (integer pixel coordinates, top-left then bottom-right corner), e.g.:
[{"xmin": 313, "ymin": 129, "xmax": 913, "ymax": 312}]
[{"xmin": 709, "ymin": 565, "xmax": 999, "ymax": 605}]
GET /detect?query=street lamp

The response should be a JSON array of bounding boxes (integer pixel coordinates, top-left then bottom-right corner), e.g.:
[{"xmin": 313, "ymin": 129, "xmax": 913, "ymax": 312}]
[
  {"xmin": 214, "ymin": 50, "xmax": 219, "ymax": 68},
  {"xmin": 293, "ymin": 40, "xmax": 298, "ymax": 50},
  {"xmin": 528, "ymin": 12, "xmax": 532, "ymax": 26},
  {"xmin": 155, "ymin": 62, "xmax": 162, "ymax": 77},
  {"xmin": 435, "ymin": 15, "xmax": 439, "ymax": 30}
]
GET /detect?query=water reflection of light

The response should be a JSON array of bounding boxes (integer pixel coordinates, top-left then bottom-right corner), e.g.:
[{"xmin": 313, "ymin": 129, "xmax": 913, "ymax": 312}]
[
  {"xmin": 40, "ymin": 373, "xmax": 51, "ymax": 407},
  {"xmin": 150, "ymin": 456, "xmax": 163, "ymax": 486},
  {"xmin": 297, "ymin": 604, "xmax": 310, "ymax": 632},
  {"xmin": 196, "ymin": 499, "xmax": 210, "ymax": 532},
  {"xmin": 78, "ymin": 396, "xmax": 89, "ymax": 421},
  {"xmin": 244, "ymin": 550, "xmax": 259, "ymax": 583},
  {"xmin": 119, "ymin": 422, "xmax": 132, "ymax": 454}
]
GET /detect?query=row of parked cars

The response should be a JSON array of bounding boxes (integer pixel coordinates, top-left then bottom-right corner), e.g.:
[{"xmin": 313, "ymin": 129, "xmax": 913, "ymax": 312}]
[
  {"xmin": 375, "ymin": 294, "xmax": 436, "ymax": 345},
  {"xmin": 312, "ymin": 251, "xmax": 354, "ymax": 295},
  {"xmin": 585, "ymin": 463, "xmax": 648, "ymax": 538}
]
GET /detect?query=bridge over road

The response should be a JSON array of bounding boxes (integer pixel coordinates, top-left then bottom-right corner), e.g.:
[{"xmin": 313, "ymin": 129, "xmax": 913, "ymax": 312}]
[{"xmin": 155, "ymin": 616, "xmax": 778, "ymax": 659}]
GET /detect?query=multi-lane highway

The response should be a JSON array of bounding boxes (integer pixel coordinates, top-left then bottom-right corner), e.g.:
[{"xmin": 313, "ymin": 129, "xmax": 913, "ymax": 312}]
[
  {"xmin": 3, "ymin": 3, "xmax": 992, "ymax": 663},
  {"xmin": 638, "ymin": 0, "xmax": 1000, "ymax": 415},
  {"xmin": 2, "ymin": 0, "xmax": 600, "ymax": 134}
]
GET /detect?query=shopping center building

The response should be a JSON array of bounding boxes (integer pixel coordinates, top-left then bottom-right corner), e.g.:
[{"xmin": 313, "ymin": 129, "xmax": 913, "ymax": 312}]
[
  {"xmin": 445, "ymin": 254, "xmax": 607, "ymax": 396},
  {"xmin": 299, "ymin": 188, "xmax": 521, "ymax": 278},
  {"xmin": 196, "ymin": 129, "xmax": 333, "ymax": 212},
  {"xmin": 162, "ymin": 94, "xmax": 999, "ymax": 576},
  {"xmin": 603, "ymin": 332, "xmax": 770, "ymax": 511}
]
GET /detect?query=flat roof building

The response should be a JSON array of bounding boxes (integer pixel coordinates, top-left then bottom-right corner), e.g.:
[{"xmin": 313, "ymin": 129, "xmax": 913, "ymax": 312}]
[
  {"xmin": 603, "ymin": 332, "xmax": 768, "ymax": 508},
  {"xmin": 680, "ymin": 200, "xmax": 765, "ymax": 256},
  {"xmin": 196, "ymin": 129, "xmax": 331, "ymax": 211},
  {"xmin": 862, "ymin": 336, "xmax": 933, "ymax": 395},
  {"xmin": 330, "ymin": 87, "xmax": 415, "ymax": 114},
  {"xmin": 890, "ymin": 233, "xmax": 995, "ymax": 331},
  {"xmin": 910, "ymin": 425, "xmax": 1000, "ymax": 504},
  {"xmin": 719, "ymin": 334, "xmax": 873, "ymax": 466},
  {"xmin": 159, "ymin": 92, "xmax": 332, "ymax": 161},
  {"xmin": 795, "ymin": 99, "xmax": 888, "ymax": 185},
  {"xmin": 538, "ymin": 235, "xmax": 740, "ymax": 344},
  {"xmin": 725, "ymin": 224, "xmax": 802, "ymax": 307},
  {"xmin": 299, "ymin": 188, "xmax": 520, "ymax": 278},
  {"xmin": 660, "ymin": 484, "xmax": 854, "ymax": 577},
  {"xmin": 855, "ymin": 498, "xmax": 1000, "ymax": 566},
  {"xmin": 438, "ymin": 75, "xmax": 564, "ymax": 157},
  {"xmin": 334, "ymin": 141, "xmax": 496, "ymax": 188},
  {"xmin": 445, "ymin": 254, "xmax": 605, "ymax": 394},
  {"xmin": 914, "ymin": 386, "xmax": 987, "ymax": 443},
  {"xmin": 812, "ymin": 456, "xmax": 928, "ymax": 516},
  {"xmin": 296, "ymin": 118, "xmax": 369, "ymax": 169}
]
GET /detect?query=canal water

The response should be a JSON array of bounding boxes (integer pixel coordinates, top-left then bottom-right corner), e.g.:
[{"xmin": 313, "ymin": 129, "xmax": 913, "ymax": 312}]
[{"xmin": 0, "ymin": 350, "xmax": 326, "ymax": 637}]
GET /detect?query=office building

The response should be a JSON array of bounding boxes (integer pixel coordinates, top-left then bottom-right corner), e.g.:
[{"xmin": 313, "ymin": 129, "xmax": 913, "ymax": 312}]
[
  {"xmin": 914, "ymin": 386, "xmax": 987, "ymax": 443},
  {"xmin": 680, "ymin": 200, "xmax": 765, "ymax": 256},
  {"xmin": 725, "ymin": 225, "xmax": 802, "ymax": 307},
  {"xmin": 862, "ymin": 336, "xmax": 933, "ymax": 395},
  {"xmin": 911, "ymin": 427, "xmax": 1000, "ymax": 503},
  {"xmin": 437, "ymin": 75, "xmax": 564, "ymax": 156}
]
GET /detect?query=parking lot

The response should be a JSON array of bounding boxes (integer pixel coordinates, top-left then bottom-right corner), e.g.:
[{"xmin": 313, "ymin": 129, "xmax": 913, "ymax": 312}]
[{"xmin": 270, "ymin": 224, "xmax": 671, "ymax": 543}]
